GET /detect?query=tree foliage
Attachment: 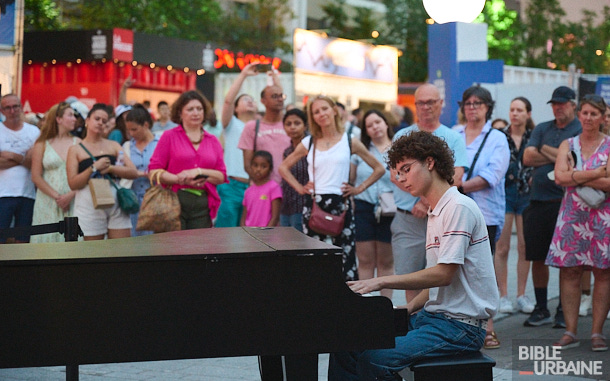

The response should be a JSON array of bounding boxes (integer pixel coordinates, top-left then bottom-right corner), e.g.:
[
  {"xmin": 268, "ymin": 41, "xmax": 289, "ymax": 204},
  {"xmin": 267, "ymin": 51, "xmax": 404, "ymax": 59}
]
[
  {"xmin": 320, "ymin": 0, "xmax": 378, "ymax": 41},
  {"xmin": 521, "ymin": 0, "xmax": 567, "ymax": 68},
  {"xmin": 351, "ymin": 7, "xmax": 377, "ymax": 41},
  {"xmin": 23, "ymin": 0, "xmax": 62, "ymax": 30},
  {"xmin": 320, "ymin": 0, "xmax": 349, "ymax": 37},
  {"xmin": 549, "ymin": 8, "xmax": 610, "ymax": 73},
  {"xmin": 474, "ymin": 0, "xmax": 524, "ymax": 66},
  {"xmin": 23, "ymin": 0, "xmax": 293, "ymax": 55},
  {"xmin": 74, "ymin": 0, "xmax": 223, "ymax": 41},
  {"xmin": 476, "ymin": 0, "xmax": 609, "ymax": 74},
  {"xmin": 378, "ymin": 0, "xmax": 428, "ymax": 82},
  {"xmin": 219, "ymin": 0, "xmax": 292, "ymax": 54}
]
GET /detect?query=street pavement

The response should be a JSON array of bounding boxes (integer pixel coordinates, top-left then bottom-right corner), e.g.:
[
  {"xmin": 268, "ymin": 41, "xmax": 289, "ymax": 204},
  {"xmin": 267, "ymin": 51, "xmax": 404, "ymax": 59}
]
[{"xmin": 0, "ymin": 233, "xmax": 607, "ymax": 380}]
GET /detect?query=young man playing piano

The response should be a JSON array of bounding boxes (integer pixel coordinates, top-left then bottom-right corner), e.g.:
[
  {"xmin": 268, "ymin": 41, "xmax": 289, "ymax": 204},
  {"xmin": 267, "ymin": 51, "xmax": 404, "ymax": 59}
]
[{"xmin": 328, "ymin": 131, "xmax": 499, "ymax": 380}]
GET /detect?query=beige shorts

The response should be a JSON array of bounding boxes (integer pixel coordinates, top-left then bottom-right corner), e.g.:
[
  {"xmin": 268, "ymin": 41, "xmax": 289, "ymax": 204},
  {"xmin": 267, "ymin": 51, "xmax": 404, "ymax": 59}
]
[{"xmin": 74, "ymin": 184, "xmax": 132, "ymax": 236}]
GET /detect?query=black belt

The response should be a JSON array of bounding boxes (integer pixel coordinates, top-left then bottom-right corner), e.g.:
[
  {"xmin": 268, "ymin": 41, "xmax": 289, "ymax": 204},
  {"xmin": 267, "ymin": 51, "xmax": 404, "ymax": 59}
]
[{"xmin": 396, "ymin": 207, "xmax": 412, "ymax": 214}]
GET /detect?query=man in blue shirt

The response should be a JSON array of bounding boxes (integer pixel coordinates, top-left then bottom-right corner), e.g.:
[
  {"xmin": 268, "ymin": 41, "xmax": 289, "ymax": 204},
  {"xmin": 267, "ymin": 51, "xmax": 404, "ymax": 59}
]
[
  {"xmin": 522, "ymin": 86, "xmax": 581, "ymax": 328},
  {"xmin": 391, "ymin": 84, "xmax": 468, "ymax": 303}
]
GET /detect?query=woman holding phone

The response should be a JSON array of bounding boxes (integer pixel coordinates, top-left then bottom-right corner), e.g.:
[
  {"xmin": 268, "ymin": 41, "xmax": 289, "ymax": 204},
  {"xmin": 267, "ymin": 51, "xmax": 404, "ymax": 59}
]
[{"xmin": 148, "ymin": 90, "xmax": 226, "ymax": 230}]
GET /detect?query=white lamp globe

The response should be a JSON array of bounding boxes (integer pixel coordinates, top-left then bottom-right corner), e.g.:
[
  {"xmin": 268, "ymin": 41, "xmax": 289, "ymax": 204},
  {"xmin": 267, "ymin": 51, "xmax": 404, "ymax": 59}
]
[{"xmin": 423, "ymin": 0, "xmax": 486, "ymax": 24}]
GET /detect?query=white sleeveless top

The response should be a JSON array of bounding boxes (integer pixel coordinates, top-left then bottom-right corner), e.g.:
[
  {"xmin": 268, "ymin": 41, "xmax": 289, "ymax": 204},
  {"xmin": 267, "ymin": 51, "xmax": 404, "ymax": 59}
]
[{"xmin": 301, "ymin": 133, "xmax": 351, "ymax": 196}]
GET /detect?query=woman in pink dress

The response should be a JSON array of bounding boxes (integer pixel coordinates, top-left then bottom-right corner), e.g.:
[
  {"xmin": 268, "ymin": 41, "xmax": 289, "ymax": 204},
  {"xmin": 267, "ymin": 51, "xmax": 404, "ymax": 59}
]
[{"xmin": 547, "ymin": 94, "xmax": 610, "ymax": 352}]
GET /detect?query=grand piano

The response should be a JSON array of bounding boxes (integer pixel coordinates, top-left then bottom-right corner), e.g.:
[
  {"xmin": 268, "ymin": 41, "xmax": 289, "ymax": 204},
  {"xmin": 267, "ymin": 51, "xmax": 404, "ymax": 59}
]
[{"xmin": 0, "ymin": 227, "xmax": 398, "ymax": 378}]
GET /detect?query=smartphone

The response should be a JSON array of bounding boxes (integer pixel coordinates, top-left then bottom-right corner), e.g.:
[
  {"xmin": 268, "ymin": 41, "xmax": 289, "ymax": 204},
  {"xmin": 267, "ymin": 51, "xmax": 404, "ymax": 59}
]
[
  {"xmin": 194, "ymin": 174, "xmax": 208, "ymax": 180},
  {"xmin": 257, "ymin": 63, "xmax": 272, "ymax": 72}
]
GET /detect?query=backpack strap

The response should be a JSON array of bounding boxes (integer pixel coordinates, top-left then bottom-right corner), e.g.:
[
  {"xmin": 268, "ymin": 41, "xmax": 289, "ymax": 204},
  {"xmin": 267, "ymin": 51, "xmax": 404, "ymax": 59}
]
[
  {"xmin": 466, "ymin": 128, "xmax": 493, "ymax": 181},
  {"xmin": 79, "ymin": 142, "xmax": 96, "ymax": 161},
  {"xmin": 253, "ymin": 119, "xmax": 260, "ymax": 152}
]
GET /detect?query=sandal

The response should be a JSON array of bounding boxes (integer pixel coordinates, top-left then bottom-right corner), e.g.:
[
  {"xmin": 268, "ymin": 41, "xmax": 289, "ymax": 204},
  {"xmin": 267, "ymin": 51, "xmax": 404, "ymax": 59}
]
[
  {"xmin": 484, "ymin": 331, "xmax": 500, "ymax": 349},
  {"xmin": 591, "ymin": 333, "xmax": 608, "ymax": 352},
  {"xmin": 553, "ymin": 331, "xmax": 580, "ymax": 350}
]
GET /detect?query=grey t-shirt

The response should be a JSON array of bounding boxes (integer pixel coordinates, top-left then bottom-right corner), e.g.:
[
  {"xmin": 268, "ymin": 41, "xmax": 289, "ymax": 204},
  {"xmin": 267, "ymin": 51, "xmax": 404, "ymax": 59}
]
[{"xmin": 526, "ymin": 118, "xmax": 581, "ymax": 201}]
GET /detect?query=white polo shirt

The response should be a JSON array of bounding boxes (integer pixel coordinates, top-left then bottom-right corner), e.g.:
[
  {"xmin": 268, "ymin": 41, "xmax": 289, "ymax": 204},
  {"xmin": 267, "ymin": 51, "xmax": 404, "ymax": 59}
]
[{"xmin": 424, "ymin": 186, "xmax": 499, "ymax": 320}]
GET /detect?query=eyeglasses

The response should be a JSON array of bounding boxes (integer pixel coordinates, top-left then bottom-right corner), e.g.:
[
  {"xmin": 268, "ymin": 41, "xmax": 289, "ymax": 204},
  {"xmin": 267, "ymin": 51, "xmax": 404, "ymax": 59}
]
[
  {"xmin": 1, "ymin": 104, "xmax": 21, "ymax": 112},
  {"xmin": 270, "ymin": 93, "xmax": 287, "ymax": 100},
  {"xmin": 461, "ymin": 101, "xmax": 486, "ymax": 109},
  {"xmin": 394, "ymin": 160, "xmax": 419, "ymax": 180},
  {"xmin": 415, "ymin": 99, "xmax": 440, "ymax": 108}
]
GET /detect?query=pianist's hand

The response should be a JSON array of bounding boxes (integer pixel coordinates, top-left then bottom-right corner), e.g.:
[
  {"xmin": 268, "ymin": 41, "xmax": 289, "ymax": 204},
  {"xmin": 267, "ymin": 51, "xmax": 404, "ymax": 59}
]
[{"xmin": 347, "ymin": 278, "xmax": 381, "ymax": 295}]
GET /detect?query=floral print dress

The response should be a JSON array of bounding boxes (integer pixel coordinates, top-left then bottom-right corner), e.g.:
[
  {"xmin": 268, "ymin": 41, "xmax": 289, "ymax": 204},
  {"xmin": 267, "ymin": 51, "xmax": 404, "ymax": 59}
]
[{"xmin": 546, "ymin": 136, "xmax": 610, "ymax": 269}]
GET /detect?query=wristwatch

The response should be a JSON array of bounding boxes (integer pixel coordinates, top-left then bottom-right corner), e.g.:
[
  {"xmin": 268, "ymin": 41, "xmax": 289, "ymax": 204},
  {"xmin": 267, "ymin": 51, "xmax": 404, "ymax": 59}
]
[{"xmin": 91, "ymin": 164, "xmax": 98, "ymax": 173}]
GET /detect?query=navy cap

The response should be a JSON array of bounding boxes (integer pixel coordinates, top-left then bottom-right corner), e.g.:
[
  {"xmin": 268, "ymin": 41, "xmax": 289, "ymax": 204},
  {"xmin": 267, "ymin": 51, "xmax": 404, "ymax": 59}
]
[{"xmin": 547, "ymin": 86, "xmax": 576, "ymax": 104}]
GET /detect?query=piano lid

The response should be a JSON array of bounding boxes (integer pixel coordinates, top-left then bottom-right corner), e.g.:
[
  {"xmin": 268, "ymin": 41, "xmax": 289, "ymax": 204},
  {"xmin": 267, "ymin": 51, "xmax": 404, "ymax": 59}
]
[{"xmin": 0, "ymin": 227, "xmax": 342, "ymax": 265}]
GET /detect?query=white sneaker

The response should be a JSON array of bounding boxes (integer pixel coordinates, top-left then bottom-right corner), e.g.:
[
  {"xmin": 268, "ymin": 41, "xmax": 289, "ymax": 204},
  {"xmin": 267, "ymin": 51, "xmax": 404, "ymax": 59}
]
[
  {"xmin": 499, "ymin": 296, "xmax": 514, "ymax": 314},
  {"xmin": 579, "ymin": 294, "xmax": 592, "ymax": 317},
  {"xmin": 517, "ymin": 295, "xmax": 535, "ymax": 314}
]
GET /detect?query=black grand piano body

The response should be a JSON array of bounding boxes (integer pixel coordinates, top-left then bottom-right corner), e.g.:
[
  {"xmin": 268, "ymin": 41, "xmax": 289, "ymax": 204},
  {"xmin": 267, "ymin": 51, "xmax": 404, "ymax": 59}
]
[{"xmin": 0, "ymin": 227, "xmax": 396, "ymax": 369}]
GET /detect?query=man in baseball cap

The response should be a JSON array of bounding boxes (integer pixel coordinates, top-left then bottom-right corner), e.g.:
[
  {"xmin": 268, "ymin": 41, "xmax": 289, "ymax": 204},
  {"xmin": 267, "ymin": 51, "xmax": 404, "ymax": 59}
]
[
  {"xmin": 547, "ymin": 86, "xmax": 576, "ymax": 104},
  {"xmin": 522, "ymin": 86, "xmax": 581, "ymax": 328}
]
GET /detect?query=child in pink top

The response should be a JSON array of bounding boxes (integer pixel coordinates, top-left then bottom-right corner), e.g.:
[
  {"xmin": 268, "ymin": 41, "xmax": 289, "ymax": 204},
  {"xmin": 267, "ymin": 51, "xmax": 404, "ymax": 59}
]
[{"xmin": 241, "ymin": 151, "xmax": 282, "ymax": 227}]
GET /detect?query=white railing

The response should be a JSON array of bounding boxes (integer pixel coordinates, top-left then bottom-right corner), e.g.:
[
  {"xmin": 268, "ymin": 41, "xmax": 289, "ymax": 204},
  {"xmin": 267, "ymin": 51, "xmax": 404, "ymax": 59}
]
[{"xmin": 503, "ymin": 65, "xmax": 572, "ymax": 85}]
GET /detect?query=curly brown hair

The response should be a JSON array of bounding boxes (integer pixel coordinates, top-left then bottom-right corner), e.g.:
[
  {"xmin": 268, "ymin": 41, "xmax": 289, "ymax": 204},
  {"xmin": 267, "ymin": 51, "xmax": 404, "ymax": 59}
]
[
  {"xmin": 388, "ymin": 131, "xmax": 455, "ymax": 185},
  {"xmin": 170, "ymin": 90, "xmax": 212, "ymax": 125}
]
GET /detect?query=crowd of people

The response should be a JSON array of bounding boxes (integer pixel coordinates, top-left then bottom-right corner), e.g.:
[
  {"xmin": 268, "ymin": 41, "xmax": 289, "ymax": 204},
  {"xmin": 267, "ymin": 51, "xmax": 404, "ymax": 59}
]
[{"xmin": 2, "ymin": 63, "xmax": 610, "ymax": 377}]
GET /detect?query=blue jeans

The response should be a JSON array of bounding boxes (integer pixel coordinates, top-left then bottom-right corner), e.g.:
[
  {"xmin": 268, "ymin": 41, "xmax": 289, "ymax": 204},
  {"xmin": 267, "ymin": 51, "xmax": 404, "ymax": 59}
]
[
  {"xmin": 280, "ymin": 213, "xmax": 303, "ymax": 232},
  {"xmin": 215, "ymin": 179, "xmax": 248, "ymax": 227},
  {"xmin": 328, "ymin": 310, "xmax": 486, "ymax": 381},
  {"xmin": 0, "ymin": 197, "xmax": 35, "ymax": 243}
]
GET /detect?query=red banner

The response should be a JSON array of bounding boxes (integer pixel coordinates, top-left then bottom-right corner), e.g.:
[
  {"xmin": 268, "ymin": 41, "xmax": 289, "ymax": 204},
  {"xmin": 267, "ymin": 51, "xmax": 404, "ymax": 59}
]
[{"xmin": 112, "ymin": 29, "xmax": 134, "ymax": 62}]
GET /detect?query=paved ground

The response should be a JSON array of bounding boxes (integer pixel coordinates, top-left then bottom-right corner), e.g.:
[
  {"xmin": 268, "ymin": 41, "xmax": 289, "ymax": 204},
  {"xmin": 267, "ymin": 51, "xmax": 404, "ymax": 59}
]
[{"xmin": 1, "ymin": 233, "xmax": 608, "ymax": 380}]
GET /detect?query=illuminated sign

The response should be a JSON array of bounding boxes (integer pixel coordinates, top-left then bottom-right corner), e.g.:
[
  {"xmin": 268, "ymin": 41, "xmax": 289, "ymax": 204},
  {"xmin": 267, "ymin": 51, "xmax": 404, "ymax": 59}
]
[
  {"xmin": 293, "ymin": 28, "xmax": 398, "ymax": 83},
  {"xmin": 214, "ymin": 49, "xmax": 282, "ymax": 70}
]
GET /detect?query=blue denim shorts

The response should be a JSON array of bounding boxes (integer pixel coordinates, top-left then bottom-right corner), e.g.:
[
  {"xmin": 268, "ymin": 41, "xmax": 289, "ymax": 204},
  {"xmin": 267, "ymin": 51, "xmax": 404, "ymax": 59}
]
[
  {"xmin": 505, "ymin": 183, "xmax": 530, "ymax": 215},
  {"xmin": 354, "ymin": 199, "xmax": 392, "ymax": 243}
]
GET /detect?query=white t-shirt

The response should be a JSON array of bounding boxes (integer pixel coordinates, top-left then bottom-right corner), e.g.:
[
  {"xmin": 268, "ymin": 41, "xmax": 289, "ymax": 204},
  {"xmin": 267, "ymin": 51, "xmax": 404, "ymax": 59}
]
[
  {"xmin": 301, "ymin": 133, "xmax": 351, "ymax": 196},
  {"xmin": 424, "ymin": 186, "xmax": 499, "ymax": 320},
  {"xmin": 222, "ymin": 116, "xmax": 248, "ymax": 179},
  {"xmin": 0, "ymin": 122, "xmax": 40, "ymax": 199}
]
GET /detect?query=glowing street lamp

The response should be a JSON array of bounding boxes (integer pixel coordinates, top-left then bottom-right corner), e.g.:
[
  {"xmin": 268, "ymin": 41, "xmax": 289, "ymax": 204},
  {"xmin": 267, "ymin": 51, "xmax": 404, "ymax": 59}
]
[{"xmin": 423, "ymin": 0, "xmax": 486, "ymax": 24}]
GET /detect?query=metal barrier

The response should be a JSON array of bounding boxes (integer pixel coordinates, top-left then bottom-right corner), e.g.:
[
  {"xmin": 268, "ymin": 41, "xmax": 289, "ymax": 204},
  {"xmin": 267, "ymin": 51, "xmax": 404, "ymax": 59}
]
[{"xmin": 0, "ymin": 216, "xmax": 83, "ymax": 381}]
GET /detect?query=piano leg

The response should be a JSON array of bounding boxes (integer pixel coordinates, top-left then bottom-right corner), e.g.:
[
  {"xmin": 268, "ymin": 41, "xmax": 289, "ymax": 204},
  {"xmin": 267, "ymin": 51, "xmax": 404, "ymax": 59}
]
[
  {"xmin": 66, "ymin": 364, "xmax": 79, "ymax": 381},
  {"xmin": 259, "ymin": 356, "xmax": 282, "ymax": 380},
  {"xmin": 259, "ymin": 354, "xmax": 318, "ymax": 380}
]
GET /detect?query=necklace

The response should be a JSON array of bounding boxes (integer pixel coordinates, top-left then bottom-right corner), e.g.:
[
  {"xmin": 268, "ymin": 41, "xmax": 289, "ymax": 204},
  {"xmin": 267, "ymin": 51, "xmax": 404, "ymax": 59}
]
[
  {"xmin": 183, "ymin": 126, "xmax": 203, "ymax": 145},
  {"xmin": 323, "ymin": 132, "xmax": 341, "ymax": 148},
  {"xmin": 190, "ymin": 135, "xmax": 202, "ymax": 145}
]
